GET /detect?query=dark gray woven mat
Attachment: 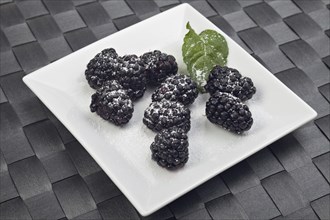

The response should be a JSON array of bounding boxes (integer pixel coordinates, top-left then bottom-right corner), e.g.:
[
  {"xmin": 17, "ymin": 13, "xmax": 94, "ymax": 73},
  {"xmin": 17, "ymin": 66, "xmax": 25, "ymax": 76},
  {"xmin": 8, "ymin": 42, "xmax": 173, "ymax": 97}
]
[{"xmin": 0, "ymin": 0, "xmax": 329, "ymax": 219}]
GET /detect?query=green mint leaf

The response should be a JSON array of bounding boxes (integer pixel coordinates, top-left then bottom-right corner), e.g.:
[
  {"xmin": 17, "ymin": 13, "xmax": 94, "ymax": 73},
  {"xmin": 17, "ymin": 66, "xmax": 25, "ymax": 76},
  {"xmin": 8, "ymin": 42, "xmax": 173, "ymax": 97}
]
[{"xmin": 182, "ymin": 22, "xmax": 228, "ymax": 92}]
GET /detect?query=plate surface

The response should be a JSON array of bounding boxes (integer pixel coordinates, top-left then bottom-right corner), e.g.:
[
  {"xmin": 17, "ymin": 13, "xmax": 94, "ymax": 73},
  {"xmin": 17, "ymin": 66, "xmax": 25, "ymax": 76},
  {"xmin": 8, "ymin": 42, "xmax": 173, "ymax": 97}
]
[{"xmin": 23, "ymin": 4, "xmax": 317, "ymax": 216}]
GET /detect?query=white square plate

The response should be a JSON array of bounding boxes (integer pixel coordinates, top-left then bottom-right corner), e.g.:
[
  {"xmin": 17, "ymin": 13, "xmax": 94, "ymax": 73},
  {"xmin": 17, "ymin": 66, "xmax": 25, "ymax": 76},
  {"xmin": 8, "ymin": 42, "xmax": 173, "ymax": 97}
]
[{"xmin": 23, "ymin": 4, "xmax": 317, "ymax": 216}]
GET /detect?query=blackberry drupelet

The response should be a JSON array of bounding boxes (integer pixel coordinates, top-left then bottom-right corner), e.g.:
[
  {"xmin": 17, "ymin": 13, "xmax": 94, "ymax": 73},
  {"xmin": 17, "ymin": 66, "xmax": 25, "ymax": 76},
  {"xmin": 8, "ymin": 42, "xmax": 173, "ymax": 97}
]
[
  {"xmin": 152, "ymin": 74, "xmax": 198, "ymax": 106},
  {"xmin": 205, "ymin": 65, "xmax": 256, "ymax": 101},
  {"xmin": 143, "ymin": 100, "xmax": 191, "ymax": 132},
  {"xmin": 85, "ymin": 48, "xmax": 121, "ymax": 89},
  {"xmin": 206, "ymin": 92, "xmax": 253, "ymax": 134},
  {"xmin": 150, "ymin": 127, "xmax": 189, "ymax": 169},
  {"xmin": 140, "ymin": 50, "xmax": 178, "ymax": 86},
  {"xmin": 114, "ymin": 55, "xmax": 147, "ymax": 100},
  {"xmin": 90, "ymin": 89, "xmax": 134, "ymax": 125}
]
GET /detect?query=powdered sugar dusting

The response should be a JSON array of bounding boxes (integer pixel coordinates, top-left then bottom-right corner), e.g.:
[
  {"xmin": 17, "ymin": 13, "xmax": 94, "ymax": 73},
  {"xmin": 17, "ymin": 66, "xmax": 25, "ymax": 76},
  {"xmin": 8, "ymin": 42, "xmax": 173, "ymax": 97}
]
[{"xmin": 194, "ymin": 69, "xmax": 206, "ymax": 86}]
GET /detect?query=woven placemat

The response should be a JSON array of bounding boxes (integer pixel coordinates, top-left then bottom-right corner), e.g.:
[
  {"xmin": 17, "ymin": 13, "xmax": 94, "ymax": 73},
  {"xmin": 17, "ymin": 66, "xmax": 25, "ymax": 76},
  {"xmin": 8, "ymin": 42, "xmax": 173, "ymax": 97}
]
[{"xmin": 0, "ymin": 0, "xmax": 329, "ymax": 219}]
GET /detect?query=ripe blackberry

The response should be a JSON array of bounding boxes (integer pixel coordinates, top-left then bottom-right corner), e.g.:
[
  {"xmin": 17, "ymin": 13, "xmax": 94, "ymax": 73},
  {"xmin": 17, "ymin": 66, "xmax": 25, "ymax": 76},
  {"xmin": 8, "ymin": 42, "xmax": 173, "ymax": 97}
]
[
  {"xmin": 114, "ymin": 55, "xmax": 147, "ymax": 101},
  {"xmin": 152, "ymin": 75, "xmax": 198, "ymax": 106},
  {"xmin": 90, "ymin": 89, "xmax": 133, "ymax": 125},
  {"xmin": 140, "ymin": 50, "xmax": 178, "ymax": 86},
  {"xmin": 143, "ymin": 100, "xmax": 190, "ymax": 132},
  {"xmin": 205, "ymin": 65, "xmax": 256, "ymax": 101},
  {"xmin": 85, "ymin": 48, "xmax": 121, "ymax": 89},
  {"xmin": 150, "ymin": 127, "xmax": 189, "ymax": 169},
  {"xmin": 206, "ymin": 92, "xmax": 253, "ymax": 134}
]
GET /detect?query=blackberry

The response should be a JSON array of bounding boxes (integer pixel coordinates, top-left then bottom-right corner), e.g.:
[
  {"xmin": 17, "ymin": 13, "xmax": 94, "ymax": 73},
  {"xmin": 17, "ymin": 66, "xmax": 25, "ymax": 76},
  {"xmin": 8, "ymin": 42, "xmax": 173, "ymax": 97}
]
[
  {"xmin": 143, "ymin": 100, "xmax": 190, "ymax": 132},
  {"xmin": 206, "ymin": 92, "xmax": 253, "ymax": 134},
  {"xmin": 150, "ymin": 127, "xmax": 189, "ymax": 169},
  {"xmin": 205, "ymin": 65, "xmax": 256, "ymax": 101},
  {"xmin": 85, "ymin": 48, "xmax": 121, "ymax": 89},
  {"xmin": 140, "ymin": 50, "xmax": 178, "ymax": 86},
  {"xmin": 114, "ymin": 55, "xmax": 147, "ymax": 101},
  {"xmin": 152, "ymin": 75, "xmax": 198, "ymax": 106},
  {"xmin": 90, "ymin": 89, "xmax": 133, "ymax": 125}
]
